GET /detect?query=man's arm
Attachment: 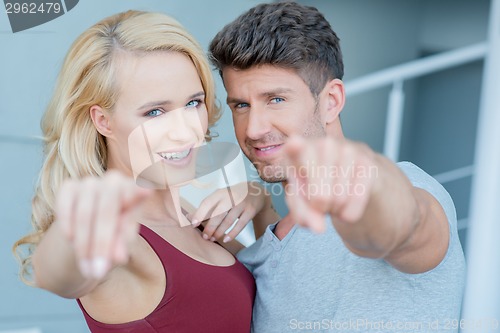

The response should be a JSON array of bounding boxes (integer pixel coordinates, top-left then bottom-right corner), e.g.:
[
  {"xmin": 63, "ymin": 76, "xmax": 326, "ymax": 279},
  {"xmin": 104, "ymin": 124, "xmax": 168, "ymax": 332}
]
[
  {"xmin": 285, "ymin": 136, "xmax": 449, "ymax": 274},
  {"xmin": 252, "ymin": 193, "xmax": 281, "ymax": 239},
  {"xmin": 332, "ymin": 155, "xmax": 449, "ymax": 273}
]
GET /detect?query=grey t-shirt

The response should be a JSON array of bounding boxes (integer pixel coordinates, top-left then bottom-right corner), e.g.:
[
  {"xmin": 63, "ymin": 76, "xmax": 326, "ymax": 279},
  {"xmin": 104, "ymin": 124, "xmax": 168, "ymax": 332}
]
[{"xmin": 238, "ymin": 162, "xmax": 466, "ymax": 332}]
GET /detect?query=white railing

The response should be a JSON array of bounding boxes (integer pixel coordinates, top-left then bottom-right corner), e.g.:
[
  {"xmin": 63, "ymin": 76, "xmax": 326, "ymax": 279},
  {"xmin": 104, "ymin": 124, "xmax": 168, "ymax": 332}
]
[
  {"xmin": 0, "ymin": 134, "xmax": 41, "ymax": 145},
  {"xmin": 462, "ymin": 0, "xmax": 500, "ymax": 328},
  {"xmin": 345, "ymin": 41, "xmax": 488, "ymax": 162},
  {"xmin": 432, "ymin": 165, "xmax": 475, "ymax": 185},
  {"xmin": 345, "ymin": 42, "xmax": 488, "ymax": 97}
]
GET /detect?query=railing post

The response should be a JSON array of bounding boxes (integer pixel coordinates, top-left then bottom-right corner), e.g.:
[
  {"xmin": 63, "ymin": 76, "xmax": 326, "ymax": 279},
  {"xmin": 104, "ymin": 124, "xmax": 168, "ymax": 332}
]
[
  {"xmin": 462, "ymin": 0, "xmax": 500, "ymax": 328},
  {"xmin": 383, "ymin": 81, "xmax": 405, "ymax": 162}
]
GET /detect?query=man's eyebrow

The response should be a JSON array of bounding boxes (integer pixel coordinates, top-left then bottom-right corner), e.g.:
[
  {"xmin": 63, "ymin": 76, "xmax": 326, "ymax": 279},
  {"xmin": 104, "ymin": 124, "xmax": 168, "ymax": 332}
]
[
  {"xmin": 258, "ymin": 88, "xmax": 294, "ymax": 98},
  {"xmin": 226, "ymin": 96, "xmax": 245, "ymax": 105},
  {"xmin": 137, "ymin": 91, "xmax": 205, "ymax": 110},
  {"xmin": 226, "ymin": 88, "xmax": 294, "ymax": 104}
]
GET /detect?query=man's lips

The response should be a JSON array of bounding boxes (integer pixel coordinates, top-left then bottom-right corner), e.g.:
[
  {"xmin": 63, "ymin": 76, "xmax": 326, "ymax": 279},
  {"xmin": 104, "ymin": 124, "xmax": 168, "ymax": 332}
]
[{"xmin": 252, "ymin": 144, "xmax": 283, "ymax": 158}]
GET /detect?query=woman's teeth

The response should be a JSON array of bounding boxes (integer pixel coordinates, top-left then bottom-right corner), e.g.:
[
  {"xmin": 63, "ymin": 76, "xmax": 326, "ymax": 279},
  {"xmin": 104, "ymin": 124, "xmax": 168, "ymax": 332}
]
[{"xmin": 159, "ymin": 149, "xmax": 190, "ymax": 160}]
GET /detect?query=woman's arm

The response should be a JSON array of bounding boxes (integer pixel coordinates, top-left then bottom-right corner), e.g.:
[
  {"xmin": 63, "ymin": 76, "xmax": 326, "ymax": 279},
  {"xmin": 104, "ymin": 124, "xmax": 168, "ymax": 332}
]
[
  {"xmin": 33, "ymin": 172, "xmax": 150, "ymax": 298},
  {"xmin": 33, "ymin": 221, "xmax": 103, "ymax": 299}
]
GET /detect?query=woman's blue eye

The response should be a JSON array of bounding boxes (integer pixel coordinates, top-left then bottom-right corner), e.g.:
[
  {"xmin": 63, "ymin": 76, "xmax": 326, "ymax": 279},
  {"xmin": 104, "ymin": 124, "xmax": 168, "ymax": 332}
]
[
  {"xmin": 146, "ymin": 109, "xmax": 163, "ymax": 117},
  {"xmin": 270, "ymin": 97, "xmax": 285, "ymax": 104},
  {"xmin": 186, "ymin": 99, "xmax": 201, "ymax": 108}
]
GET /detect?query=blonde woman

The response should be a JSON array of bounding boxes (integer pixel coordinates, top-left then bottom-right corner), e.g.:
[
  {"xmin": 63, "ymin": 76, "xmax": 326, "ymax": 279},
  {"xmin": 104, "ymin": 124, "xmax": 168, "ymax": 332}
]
[{"xmin": 13, "ymin": 10, "xmax": 278, "ymax": 332}]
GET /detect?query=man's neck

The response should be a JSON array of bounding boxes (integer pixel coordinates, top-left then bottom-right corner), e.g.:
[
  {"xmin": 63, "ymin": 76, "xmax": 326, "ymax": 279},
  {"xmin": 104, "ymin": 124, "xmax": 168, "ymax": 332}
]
[{"xmin": 273, "ymin": 214, "xmax": 295, "ymax": 240}]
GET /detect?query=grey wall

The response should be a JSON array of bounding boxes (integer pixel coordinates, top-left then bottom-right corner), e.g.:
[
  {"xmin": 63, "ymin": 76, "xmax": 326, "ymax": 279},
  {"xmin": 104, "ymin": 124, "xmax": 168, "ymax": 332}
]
[
  {"xmin": 402, "ymin": 0, "xmax": 490, "ymax": 253},
  {"xmin": 419, "ymin": 0, "xmax": 490, "ymax": 52}
]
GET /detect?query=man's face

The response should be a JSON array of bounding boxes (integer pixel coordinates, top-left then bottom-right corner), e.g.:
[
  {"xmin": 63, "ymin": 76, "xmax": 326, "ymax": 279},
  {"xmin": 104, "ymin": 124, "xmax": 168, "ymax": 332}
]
[{"xmin": 223, "ymin": 65, "xmax": 327, "ymax": 183}]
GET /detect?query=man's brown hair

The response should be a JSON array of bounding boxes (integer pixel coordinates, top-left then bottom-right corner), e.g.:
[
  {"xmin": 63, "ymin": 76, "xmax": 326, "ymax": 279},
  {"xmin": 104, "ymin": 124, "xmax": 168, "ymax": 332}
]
[{"xmin": 209, "ymin": 1, "xmax": 344, "ymax": 96}]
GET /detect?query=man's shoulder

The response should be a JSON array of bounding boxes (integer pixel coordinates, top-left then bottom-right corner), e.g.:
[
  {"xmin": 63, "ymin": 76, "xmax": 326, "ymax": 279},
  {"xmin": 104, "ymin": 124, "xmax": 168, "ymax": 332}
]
[
  {"xmin": 396, "ymin": 161, "xmax": 465, "ymax": 277},
  {"xmin": 397, "ymin": 161, "xmax": 457, "ymax": 229},
  {"xmin": 236, "ymin": 231, "xmax": 269, "ymax": 270}
]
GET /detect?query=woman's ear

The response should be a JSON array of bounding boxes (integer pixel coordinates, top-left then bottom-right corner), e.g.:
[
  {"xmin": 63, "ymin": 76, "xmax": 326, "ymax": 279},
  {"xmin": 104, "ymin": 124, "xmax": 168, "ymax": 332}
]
[
  {"xmin": 324, "ymin": 78, "xmax": 345, "ymax": 124},
  {"xmin": 90, "ymin": 105, "xmax": 112, "ymax": 137}
]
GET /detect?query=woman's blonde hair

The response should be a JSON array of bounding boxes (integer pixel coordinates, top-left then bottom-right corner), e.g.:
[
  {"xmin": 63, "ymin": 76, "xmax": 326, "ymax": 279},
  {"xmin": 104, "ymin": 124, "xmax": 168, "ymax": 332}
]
[{"xmin": 13, "ymin": 10, "xmax": 221, "ymax": 283}]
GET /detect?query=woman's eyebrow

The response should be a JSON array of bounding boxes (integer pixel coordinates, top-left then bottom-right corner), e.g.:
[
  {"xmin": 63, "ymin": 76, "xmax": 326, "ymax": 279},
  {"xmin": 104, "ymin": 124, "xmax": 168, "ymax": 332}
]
[{"xmin": 137, "ymin": 91, "xmax": 205, "ymax": 110}]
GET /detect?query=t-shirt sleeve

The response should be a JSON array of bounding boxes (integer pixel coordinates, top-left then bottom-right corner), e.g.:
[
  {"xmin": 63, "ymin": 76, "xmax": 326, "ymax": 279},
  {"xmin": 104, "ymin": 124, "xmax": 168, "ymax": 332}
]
[{"xmin": 397, "ymin": 161, "xmax": 457, "ymax": 232}]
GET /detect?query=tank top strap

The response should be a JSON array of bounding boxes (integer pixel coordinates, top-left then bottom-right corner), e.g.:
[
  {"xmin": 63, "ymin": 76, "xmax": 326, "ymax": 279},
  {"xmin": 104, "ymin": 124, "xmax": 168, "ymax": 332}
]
[{"xmin": 138, "ymin": 223, "xmax": 184, "ymax": 267}]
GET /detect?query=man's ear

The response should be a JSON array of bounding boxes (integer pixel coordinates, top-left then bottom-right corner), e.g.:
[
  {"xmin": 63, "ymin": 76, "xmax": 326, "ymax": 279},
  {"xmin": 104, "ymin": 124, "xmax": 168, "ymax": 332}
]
[
  {"xmin": 90, "ymin": 105, "xmax": 112, "ymax": 137},
  {"xmin": 324, "ymin": 78, "xmax": 345, "ymax": 124}
]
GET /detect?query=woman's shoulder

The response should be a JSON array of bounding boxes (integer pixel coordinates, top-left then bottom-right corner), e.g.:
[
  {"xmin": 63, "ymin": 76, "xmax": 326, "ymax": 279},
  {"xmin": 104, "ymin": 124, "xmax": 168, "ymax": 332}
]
[{"xmin": 79, "ymin": 235, "xmax": 166, "ymax": 324}]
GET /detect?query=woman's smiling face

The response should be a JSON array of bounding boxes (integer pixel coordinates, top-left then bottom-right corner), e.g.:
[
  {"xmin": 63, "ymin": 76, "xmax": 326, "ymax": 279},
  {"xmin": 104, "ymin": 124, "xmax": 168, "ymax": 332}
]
[{"xmin": 102, "ymin": 51, "xmax": 208, "ymax": 187}]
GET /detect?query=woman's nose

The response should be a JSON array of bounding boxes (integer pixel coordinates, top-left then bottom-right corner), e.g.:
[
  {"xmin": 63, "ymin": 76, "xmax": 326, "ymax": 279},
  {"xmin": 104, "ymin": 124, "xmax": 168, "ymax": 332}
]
[{"xmin": 166, "ymin": 107, "xmax": 196, "ymax": 142}]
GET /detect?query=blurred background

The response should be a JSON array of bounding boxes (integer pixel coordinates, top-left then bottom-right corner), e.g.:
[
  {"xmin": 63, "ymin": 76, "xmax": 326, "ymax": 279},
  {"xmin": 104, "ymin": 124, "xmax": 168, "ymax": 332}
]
[{"xmin": 0, "ymin": 0, "xmax": 496, "ymax": 331}]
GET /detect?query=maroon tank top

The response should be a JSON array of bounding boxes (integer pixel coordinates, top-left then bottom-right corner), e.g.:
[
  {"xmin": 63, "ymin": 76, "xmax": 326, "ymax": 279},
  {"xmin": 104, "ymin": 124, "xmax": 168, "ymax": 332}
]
[{"xmin": 77, "ymin": 224, "xmax": 255, "ymax": 332}]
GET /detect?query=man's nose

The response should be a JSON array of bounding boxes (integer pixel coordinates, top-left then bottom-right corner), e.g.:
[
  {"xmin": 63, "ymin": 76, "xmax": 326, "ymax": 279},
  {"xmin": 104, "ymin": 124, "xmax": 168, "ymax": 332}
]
[{"xmin": 245, "ymin": 106, "xmax": 271, "ymax": 140}]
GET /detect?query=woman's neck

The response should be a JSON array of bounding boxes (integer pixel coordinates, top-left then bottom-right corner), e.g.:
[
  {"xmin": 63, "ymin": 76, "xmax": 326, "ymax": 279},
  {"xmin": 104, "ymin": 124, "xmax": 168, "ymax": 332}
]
[{"xmin": 140, "ymin": 187, "xmax": 190, "ymax": 228}]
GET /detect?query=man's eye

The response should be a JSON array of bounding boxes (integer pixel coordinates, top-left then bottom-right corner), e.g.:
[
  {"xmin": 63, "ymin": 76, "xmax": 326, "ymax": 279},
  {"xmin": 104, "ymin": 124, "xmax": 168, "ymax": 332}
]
[
  {"xmin": 232, "ymin": 103, "xmax": 250, "ymax": 114},
  {"xmin": 146, "ymin": 109, "xmax": 163, "ymax": 117},
  {"xmin": 235, "ymin": 103, "xmax": 249, "ymax": 109},
  {"xmin": 270, "ymin": 97, "xmax": 285, "ymax": 104}
]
